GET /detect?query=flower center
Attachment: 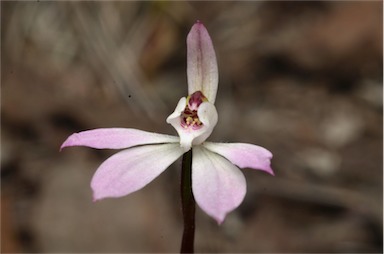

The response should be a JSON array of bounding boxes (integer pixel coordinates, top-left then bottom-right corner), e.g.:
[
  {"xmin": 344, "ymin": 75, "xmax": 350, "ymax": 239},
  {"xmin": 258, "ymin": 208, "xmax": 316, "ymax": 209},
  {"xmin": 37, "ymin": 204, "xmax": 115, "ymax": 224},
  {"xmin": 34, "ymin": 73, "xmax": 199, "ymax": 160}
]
[{"xmin": 181, "ymin": 91, "xmax": 208, "ymax": 130}]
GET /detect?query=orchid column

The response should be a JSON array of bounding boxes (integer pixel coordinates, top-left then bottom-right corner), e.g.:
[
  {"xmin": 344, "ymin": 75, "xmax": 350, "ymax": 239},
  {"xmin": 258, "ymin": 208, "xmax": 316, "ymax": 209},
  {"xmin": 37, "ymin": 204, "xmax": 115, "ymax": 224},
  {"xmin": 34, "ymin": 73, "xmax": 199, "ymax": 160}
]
[{"xmin": 61, "ymin": 21, "xmax": 274, "ymax": 253}]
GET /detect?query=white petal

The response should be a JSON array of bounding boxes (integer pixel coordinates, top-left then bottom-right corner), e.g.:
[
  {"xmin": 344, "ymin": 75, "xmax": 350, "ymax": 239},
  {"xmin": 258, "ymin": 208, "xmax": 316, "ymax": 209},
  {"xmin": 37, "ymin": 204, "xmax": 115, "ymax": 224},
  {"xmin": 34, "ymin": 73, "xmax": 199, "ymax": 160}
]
[
  {"xmin": 187, "ymin": 21, "xmax": 218, "ymax": 103},
  {"xmin": 91, "ymin": 143, "xmax": 185, "ymax": 200},
  {"xmin": 192, "ymin": 146, "xmax": 246, "ymax": 224},
  {"xmin": 166, "ymin": 97, "xmax": 187, "ymax": 124},
  {"xmin": 192, "ymin": 102, "xmax": 218, "ymax": 145}
]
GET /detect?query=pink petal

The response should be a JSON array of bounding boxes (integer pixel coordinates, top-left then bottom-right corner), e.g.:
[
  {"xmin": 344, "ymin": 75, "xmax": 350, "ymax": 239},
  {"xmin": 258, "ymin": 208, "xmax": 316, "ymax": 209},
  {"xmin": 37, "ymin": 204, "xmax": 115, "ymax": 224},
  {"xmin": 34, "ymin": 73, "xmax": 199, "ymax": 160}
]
[
  {"xmin": 187, "ymin": 21, "xmax": 218, "ymax": 103},
  {"xmin": 91, "ymin": 143, "xmax": 185, "ymax": 200},
  {"xmin": 203, "ymin": 142, "xmax": 274, "ymax": 175},
  {"xmin": 61, "ymin": 128, "xmax": 179, "ymax": 150},
  {"xmin": 192, "ymin": 146, "xmax": 246, "ymax": 224}
]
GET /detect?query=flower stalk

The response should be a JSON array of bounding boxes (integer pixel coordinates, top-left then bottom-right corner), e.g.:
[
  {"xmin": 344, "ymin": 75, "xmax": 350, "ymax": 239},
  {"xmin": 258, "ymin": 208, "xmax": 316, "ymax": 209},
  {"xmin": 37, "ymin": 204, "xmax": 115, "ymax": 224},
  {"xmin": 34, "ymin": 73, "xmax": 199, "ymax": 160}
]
[{"xmin": 180, "ymin": 149, "xmax": 195, "ymax": 253}]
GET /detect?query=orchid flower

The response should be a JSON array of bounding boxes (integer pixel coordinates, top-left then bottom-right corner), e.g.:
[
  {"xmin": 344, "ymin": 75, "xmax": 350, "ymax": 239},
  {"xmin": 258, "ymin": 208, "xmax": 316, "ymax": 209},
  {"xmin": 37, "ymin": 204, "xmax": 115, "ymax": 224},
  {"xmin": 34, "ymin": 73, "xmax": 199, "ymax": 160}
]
[{"xmin": 61, "ymin": 21, "xmax": 273, "ymax": 224}]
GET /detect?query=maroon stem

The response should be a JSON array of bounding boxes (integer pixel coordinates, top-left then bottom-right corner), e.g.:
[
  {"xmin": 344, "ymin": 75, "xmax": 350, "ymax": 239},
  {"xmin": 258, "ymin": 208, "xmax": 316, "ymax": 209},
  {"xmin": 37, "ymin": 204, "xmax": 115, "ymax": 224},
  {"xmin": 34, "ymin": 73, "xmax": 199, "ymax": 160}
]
[{"xmin": 180, "ymin": 149, "xmax": 195, "ymax": 253}]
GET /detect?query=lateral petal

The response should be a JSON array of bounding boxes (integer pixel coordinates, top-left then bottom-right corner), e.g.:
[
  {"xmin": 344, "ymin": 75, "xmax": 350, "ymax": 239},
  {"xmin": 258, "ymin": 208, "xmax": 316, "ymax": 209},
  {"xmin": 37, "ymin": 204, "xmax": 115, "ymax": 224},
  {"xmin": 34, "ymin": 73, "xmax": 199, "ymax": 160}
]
[
  {"xmin": 187, "ymin": 21, "xmax": 218, "ymax": 103},
  {"xmin": 203, "ymin": 142, "xmax": 274, "ymax": 175},
  {"xmin": 91, "ymin": 143, "xmax": 185, "ymax": 200},
  {"xmin": 192, "ymin": 101, "xmax": 218, "ymax": 145},
  {"xmin": 192, "ymin": 146, "xmax": 246, "ymax": 224},
  {"xmin": 61, "ymin": 128, "xmax": 179, "ymax": 150}
]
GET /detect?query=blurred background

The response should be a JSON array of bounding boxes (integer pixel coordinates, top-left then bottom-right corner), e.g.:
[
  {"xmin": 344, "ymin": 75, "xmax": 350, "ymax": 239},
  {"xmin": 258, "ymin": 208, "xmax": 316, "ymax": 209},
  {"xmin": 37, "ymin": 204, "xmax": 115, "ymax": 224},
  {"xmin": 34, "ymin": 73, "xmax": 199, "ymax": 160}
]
[{"xmin": 1, "ymin": 1, "xmax": 383, "ymax": 253}]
